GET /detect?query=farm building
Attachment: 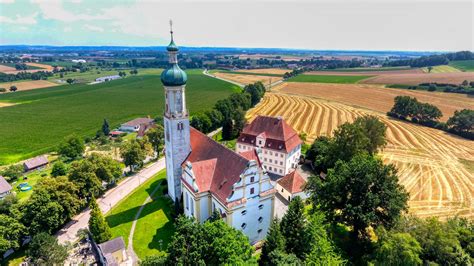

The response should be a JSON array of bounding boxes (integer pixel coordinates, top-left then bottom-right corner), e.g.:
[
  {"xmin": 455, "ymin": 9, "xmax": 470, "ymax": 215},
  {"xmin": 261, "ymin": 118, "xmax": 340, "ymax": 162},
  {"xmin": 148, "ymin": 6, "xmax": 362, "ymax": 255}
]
[
  {"xmin": 236, "ymin": 116, "xmax": 302, "ymax": 177},
  {"xmin": 137, "ymin": 123, "xmax": 156, "ymax": 138},
  {"xmin": 275, "ymin": 171, "xmax": 308, "ymax": 202},
  {"xmin": 119, "ymin": 117, "xmax": 154, "ymax": 132},
  {"xmin": 71, "ymin": 59, "xmax": 87, "ymax": 63},
  {"xmin": 97, "ymin": 237, "xmax": 131, "ymax": 266},
  {"xmin": 162, "ymin": 32, "xmax": 276, "ymax": 243},
  {"xmin": 23, "ymin": 155, "xmax": 49, "ymax": 172},
  {"xmin": 0, "ymin": 176, "xmax": 12, "ymax": 199},
  {"xmin": 95, "ymin": 75, "xmax": 121, "ymax": 83}
]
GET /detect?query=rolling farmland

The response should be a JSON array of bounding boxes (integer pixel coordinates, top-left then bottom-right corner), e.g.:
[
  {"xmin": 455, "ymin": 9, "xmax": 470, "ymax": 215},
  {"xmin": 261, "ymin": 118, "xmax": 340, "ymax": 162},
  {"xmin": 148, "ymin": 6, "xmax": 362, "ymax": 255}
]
[
  {"xmin": 421, "ymin": 65, "xmax": 461, "ymax": 73},
  {"xmin": 0, "ymin": 80, "xmax": 60, "ymax": 92},
  {"xmin": 449, "ymin": 60, "xmax": 474, "ymax": 72},
  {"xmin": 0, "ymin": 70, "xmax": 239, "ymax": 164},
  {"xmin": 361, "ymin": 72, "xmax": 474, "ymax": 85},
  {"xmin": 213, "ymin": 72, "xmax": 282, "ymax": 85},
  {"xmin": 288, "ymin": 74, "xmax": 372, "ymax": 83},
  {"xmin": 247, "ymin": 92, "xmax": 474, "ymax": 219}
]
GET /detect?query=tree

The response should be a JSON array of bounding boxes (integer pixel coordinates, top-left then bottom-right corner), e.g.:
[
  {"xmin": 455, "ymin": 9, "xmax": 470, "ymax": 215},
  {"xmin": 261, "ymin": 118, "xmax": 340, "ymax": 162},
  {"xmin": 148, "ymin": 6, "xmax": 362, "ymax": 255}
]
[
  {"xmin": 58, "ymin": 135, "xmax": 85, "ymax": 159},
  {"xmin": 353, "ymin": 115, "xmax": 387, "ymax": 154},
  {"xmin": 0, "ymin": 214, "xmax": 26, "ymax": 254},
  {"xmin": 86, "ymin": 153, "xmax": 122, "ymax": 184},
  {"xmin": 190, "ymin": 113, "xmax": 212, "ymax": 133},
  {"xmin": 280, "ymin": 196, "xmax": 310, "ymax": 259},
  {"xmin": 102, "ymin": 118, "xmax": 110, "ymax": 136},
  {"xmin": 0, "ymin": 87, "xmax": 6, "ymax": 93},
  {"xmin": 205, "ymin": 109, "xmax": 224, "ymax": 131},
  {"xmin": 66, "ymin": 78, "xmax": 74, "ymax": 84},
  {"xmin": 141, "ymin": 254, "xmax": 167, "ymax": 266},
  {"xmin": 427, "ymin": 66, "xmax": 433, "ymax": 73},
  {"xmin": 232, "ymin": 108, "xmax": 246, "ymax": 138},
  {"xmin": 267, "ymin": 250, "xmax": 301, "ymax": 265},
  {"xmin": 306, "ymin": 153, "xmax": 408, "ymax": 241},
  {"xmin": 373, "ymin": 231, "xmax": 422, "ymax": 266},
  {"xmin": 222, "ymin": 117, "xmax": 234, "ymax": 140},
  {"xmin": 447, "ymin": 109, "xmax": 473, "ymax": 133},
  {"xmin": 0, "ymin": 194, "xmax": 18, "ymax": 215},
  {"xmin": 417, "ymin": 103, "xmax": 442, "ymax": 123},
  {"xmin": 9, "ymin": 85, "xmax": 17, "ymax": 92},
  {"xmin": 167, "ymin": 216, "xmax": 254, "ymax": 265},
  {"xmin": 88, "ymin": 197, "xmax": 111, "ymax": 243},
  {"xmin": 51, "ymin": 160, "xmax": 68, "ymax": 177},
  {"xmin": 120, "ymin": 140, "xmax": 147, "ymax": 172},
  {"xmin": 389, "ymin": 96, "xmax": 419, "ymax": 119},
  {"xmin": 462, "ymin": 80, "xmax": 469, "ymax": 86},
  {"xmin": 0, "ymin": 164, "xmax": 24, "ymax": 181},
  {"xmin": 27, "ymin": 232, "xmax": 68, "ymax": 265},
  {"xmin": 68, "ymin": 159, "xmax": 103, "ymax": 200},
  {"xmin": 22, "ymin": 176, "xmax": 83, "ymax": 234},
  {"xmin": 260, "ymin": 218, "xmax": 285, "ymax": 266},
  {"xmin": 146, "ymin": 125, "xmax": 164, "ymax": 158}
]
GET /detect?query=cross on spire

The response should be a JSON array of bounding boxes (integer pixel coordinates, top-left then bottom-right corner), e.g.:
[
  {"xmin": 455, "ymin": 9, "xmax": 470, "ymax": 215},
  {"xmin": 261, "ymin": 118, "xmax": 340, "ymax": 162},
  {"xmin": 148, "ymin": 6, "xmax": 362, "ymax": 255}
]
[{"xmin": 169, "ymin": 19, "xmax": 173, "ymax": 40}]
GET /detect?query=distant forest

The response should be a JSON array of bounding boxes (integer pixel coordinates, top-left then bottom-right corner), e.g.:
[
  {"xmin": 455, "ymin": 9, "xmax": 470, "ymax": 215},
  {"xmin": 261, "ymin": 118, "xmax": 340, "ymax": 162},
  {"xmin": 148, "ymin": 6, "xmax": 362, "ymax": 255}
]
[{"xmin": 385, "ymin": 51, "xmax": 473, "ymax": 67}]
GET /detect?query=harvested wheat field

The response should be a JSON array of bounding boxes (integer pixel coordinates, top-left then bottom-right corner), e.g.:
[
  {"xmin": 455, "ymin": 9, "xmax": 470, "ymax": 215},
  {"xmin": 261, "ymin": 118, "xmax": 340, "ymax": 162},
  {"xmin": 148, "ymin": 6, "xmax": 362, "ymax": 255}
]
[
  {"xmin": 214, "ymin": 72, "xmax": 282, "ymax": 85},
  {"xmin": 274, "ymin": 82, "xmax": 473, "ymax": 121},
  {"xmin": 247, "ymin": 92, "xmax": 474, "ymax": 219},
  {"xmin": 239, "ymin": 68, "xmax": 290, "ymax": 75},
  {"xmin": 0, "ymin": 64, "xmax": 18, "ymax": 73},
  {"xmin": 0, "ymin": 80, "xmax": 60, "ymax": 91},
  {"xmin": 0, "ymin": 102, "xmax": 17, "ymax": 108},
  {"xmin": 0, "ymin": 62, "xmax": 57, "ymax": 74},
  {"xmin": 361, "ymin": 72, "xmax": 474, "ymax": 85},
  {"xmin": 307, "ymin": 68, "xmax": 424, "ymax": 76}
]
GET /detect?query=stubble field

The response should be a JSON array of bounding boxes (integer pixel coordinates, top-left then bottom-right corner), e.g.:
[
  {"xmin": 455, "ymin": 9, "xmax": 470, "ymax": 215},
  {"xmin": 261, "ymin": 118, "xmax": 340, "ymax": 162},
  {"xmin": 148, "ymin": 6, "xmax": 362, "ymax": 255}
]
[
  {"xmin": 360, "ymin": 72, "xmax": 474, "ymax": 85},
  {"xmin": 214, "ymin": 72, "xmax": 282, "ymax": 85},
  {"xmin": 0, "ymin": 80, "xmax": 60, "ymax": 92},
  {"xmin": 247, "ymin": 92, "xmax": 474, "ymax": 219},
  {"xmin": 274, "ymin": 82, "xmax": 473, "ymax": 121}
]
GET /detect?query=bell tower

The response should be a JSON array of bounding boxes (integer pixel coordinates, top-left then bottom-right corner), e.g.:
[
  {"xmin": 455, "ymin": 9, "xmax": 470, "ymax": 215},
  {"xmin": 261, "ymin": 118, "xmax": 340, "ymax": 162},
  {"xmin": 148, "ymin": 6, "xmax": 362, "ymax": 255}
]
[{"xmin": 161, "ymin": 21, "xmax": 190, "ymax": 202}]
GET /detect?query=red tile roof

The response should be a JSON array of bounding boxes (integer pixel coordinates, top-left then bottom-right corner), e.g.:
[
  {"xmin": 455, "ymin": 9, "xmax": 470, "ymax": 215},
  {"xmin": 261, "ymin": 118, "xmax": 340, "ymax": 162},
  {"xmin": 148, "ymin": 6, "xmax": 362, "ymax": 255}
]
[
  {"xmin": 238, "ymin": 149, "xmax": 262, "ymax": 167},
  {"xmin": 237, "ymin": 116, "xmax": 302, "ymax": 152},
  {"xmin": 182, "ymin": 128, "xmax": 250, "ymax": 205},
  {"xmin": 277, "ymin": 171, "xmax": 306, "ymax": 194}
]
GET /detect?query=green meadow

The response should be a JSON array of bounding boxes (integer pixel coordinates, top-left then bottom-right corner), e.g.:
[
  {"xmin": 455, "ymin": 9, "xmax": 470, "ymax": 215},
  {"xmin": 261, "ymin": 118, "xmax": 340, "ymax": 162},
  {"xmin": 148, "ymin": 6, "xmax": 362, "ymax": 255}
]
[
  {"xmin": 449, "ymin": 60, "xmax": 474, "ymax": 72},
  {"xmin": 0, "ymin": 69, "xmax": 240, "ymax": 164},
  {"xmin": 288, "ymin": 74, "xmax": 372, "ymax": 84}
]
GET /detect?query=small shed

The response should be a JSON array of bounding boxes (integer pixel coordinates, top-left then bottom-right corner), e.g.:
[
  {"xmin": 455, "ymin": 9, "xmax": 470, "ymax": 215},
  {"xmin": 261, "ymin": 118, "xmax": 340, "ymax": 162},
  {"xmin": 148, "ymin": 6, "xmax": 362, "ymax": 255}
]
[
  {"xmin": 23, "ymin": 155, "xmax": 49, "ymax": 172},
  {"xmin": 276, "ymin": 170, "xmax": 308, "ymax": 202},
  {"xmin": 97, "ymin": 237, "xmax": 129, "ymax": 266},
  {"xmin": 0, "ymin": 176, "xmax": 12, "ymax": 199}
]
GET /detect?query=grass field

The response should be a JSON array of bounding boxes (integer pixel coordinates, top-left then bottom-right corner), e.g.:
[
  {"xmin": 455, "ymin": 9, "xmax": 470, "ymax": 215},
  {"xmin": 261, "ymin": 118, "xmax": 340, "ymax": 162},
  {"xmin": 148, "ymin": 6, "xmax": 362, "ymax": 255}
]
[
  {"xmin": 0, "ymin": 80, "xmax": 60, "ymax": 92},
  {"xmin": 288, "ymin": 74, "xmax": 372, "ymax": 83},
  {"xmin": 106, "ymin": 171, "xmax": 173, "ymax": 259},
  {"xmin": 247, "ymin": 92, "xmax": 474, "ymax": 219},
  {"xmin": 449, "ymin": 60, "xmax": 474, "ymax": 72},
  {"xmin": 48, "ymin": 68, "xmax": 162, "ymax": 84},
  {"xmin": 361, "ymin": 72, "xmax": 474, "ymax": 85},
  {"xmin": 319, "ymin": 66, "xmax": 413, "ymax": 72},
  {"xmin": 422, "ymin": 65, "xmax": 460, "ymax": 73},
  {"xmin": 0, "ymin": 69, "xmax": 240, "ymax": 165}
]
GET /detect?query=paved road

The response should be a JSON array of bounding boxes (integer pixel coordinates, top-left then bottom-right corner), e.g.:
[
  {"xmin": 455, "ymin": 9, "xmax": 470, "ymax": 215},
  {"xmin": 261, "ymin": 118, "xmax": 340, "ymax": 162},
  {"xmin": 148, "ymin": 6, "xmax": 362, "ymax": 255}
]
[{"xmin": 56, "ymin": 158, "xmax": 166, "ymax": 244}]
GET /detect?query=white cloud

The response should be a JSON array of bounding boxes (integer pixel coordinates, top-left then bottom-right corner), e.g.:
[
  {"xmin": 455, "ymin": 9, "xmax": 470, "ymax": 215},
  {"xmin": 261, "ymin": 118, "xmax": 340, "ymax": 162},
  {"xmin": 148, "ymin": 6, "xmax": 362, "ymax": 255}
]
[
  {"xmin": 0, "ymin": 0, "xmax": 15, "ymax": 3},
  {"xmin": 84, "ymin": 24, "xmax": 104, "ymax": 32},
  {"xmin": 0, "ymin": 13, "xmax": 38, "ymax": 25},
  {"xmin": 32, "ymin": 0, "xmax": 101, "ymax": 22},
  {"xmin": 63, "ymin": 26, "xmax": 72, "ymax": 32}
]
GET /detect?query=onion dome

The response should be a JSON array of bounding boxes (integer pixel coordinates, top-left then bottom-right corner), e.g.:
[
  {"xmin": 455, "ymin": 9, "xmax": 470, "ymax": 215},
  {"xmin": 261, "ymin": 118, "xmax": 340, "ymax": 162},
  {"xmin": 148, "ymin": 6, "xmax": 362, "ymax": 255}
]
[
  {"xmin": 167, "ymin": 39, "xmax": 179, "ymax": 52},
  {"xmin": 161, "ymin": 64, "xmax": 187, "ymax": 86}
]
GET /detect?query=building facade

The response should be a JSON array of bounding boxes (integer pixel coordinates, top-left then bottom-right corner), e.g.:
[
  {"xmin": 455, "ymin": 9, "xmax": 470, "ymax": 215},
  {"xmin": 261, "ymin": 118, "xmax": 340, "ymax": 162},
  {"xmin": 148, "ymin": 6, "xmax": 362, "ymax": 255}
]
[
  {"xmin": 161, "ymin": 30, "xmax": 275, "ymax": 243},
  {"xmin": 236, "ymin": 116, "xmax": 302, "ymax": 176}
]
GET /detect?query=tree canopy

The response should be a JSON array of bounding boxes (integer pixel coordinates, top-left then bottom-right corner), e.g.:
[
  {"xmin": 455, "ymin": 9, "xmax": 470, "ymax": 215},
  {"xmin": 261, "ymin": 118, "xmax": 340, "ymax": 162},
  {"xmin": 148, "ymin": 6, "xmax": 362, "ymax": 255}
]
[
  {"xmin": 88, "ymin": 197, "xmax": 111, "ymax": 243},
  {"xmin": 27, "ymin": 232, "xmax": 68, "ymax": 265},
  {"xmin": 58, "ymin": 135, "xmax": 85, "ymax": 159}
]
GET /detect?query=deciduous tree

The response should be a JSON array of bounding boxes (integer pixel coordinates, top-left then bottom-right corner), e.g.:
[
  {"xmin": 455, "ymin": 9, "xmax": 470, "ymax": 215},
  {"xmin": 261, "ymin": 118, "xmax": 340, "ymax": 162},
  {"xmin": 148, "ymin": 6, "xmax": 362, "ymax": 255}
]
[
  {"xmin": 0, "ymin": 214, "xmax": 26, "ymax": 254},
  {"xmin": 447, "ymin": 109, "xmax": 473, "ymax": 133},
  {"xmin": 27, "ymin": 232, "xmax": 68, "ymax": 265},
  {"xmin": 146, "ymin": 125, "xmax": 165, "ymax": 158},
  {"xmin": 51, "ymin": 160, "xmax": 68, "ymax": 177},
  {"xmin": 58, "ymin": 135, "xmax": 85, "ymax": 159}
]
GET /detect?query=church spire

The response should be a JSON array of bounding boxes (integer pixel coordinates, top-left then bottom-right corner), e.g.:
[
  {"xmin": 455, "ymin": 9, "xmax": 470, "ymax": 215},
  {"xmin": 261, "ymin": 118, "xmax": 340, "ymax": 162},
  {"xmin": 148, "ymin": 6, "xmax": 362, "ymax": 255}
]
[
  {"xmin": 167, "ymin": 19, "xmax": 178, "ymax": 52},
  {"xmin": 161, "ymin": 20, "xmax": 187, "ymax": 86}
]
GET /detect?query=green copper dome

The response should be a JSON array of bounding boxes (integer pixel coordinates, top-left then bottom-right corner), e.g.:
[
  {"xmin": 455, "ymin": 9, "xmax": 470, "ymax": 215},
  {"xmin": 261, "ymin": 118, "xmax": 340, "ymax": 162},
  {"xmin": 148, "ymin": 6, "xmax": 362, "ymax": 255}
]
[
  {"xmin": 161, "ymin": 64, "xmax": 187, "ymax": 86},
  {"xmin": 167, "ymin": 39, "xmax": 179, "ymax": 52}
]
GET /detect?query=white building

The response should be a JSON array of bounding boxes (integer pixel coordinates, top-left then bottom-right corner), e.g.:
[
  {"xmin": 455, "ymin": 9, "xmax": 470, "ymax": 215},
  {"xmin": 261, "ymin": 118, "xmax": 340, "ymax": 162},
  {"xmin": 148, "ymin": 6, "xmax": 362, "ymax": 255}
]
[
  {"xmin": 236, "ymin": 116, "xmax": 302, "ymax": 176},
  {"xmin": 161, "ymin": 30, "xmax": 276, "ymax": 243},
  {"xmin": 119, "ymin": 117, "xmax": 154, "ymax": 132},
  {"xmin": 275, "ymin": 171, "xmax": 308, "ymax": 203},
  {"xmin": 95, "ymin": 75, "xmax": 121, "ymax": 83}
]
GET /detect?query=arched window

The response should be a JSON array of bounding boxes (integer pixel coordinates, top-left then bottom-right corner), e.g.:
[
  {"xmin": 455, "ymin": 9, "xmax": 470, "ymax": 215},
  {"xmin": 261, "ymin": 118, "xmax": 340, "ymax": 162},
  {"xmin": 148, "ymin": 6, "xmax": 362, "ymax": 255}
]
[{"xmin": 241, "ymin": 223, "xmax": 247, "ymax": 229}]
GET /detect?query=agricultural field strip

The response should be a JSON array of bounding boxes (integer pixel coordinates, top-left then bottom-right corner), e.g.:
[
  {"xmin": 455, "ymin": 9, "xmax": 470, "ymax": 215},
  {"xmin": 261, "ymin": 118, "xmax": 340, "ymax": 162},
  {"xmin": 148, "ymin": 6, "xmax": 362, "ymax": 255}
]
[
  {"xmin": 247, "ymin": 92, "xmax": 474, "ymax": 219},
  {"xmin": 213, "ymin": 72, "xmax": 283, "ymax": 85}
]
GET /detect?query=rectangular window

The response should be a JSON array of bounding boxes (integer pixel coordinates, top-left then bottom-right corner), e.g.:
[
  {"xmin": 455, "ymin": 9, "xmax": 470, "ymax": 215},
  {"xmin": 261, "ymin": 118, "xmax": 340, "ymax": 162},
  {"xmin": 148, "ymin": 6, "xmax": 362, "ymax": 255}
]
[
  {"xmin": 186, "ymin": 193, "xmax": 189, "ymax": 210},
  {"xmin": 250, "ymin": 188, "xmax": 255, "ymax": 194},
  {"xmin": 250, "ymin": 176, "xmax": 255, "ymax": 182}
]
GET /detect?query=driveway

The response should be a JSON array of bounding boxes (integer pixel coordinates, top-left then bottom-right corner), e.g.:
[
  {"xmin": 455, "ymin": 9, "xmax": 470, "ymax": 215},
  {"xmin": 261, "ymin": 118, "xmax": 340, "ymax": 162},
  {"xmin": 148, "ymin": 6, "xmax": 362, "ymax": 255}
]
[{"xmin": 56, "ymin": 158, "xmax": 166, "ymax": 245}]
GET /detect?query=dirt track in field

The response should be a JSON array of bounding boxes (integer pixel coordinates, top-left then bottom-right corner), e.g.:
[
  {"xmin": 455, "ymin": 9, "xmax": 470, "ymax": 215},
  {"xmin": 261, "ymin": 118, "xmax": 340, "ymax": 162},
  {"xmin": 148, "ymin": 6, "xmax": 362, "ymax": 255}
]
[
  {"xmin": 0, "ymin": 80, "xmax": 60, "ymax": 92},
  {"xmin": 214, "ymin": 72, "xmax": 283, "ymax": 85},
  {"xmin": 247, "ymin": 92, "xmax": 474, "ymax": 219},
  {"xmin": 273, "ymin": 82, "xmax": 474, "ymax": 121}
]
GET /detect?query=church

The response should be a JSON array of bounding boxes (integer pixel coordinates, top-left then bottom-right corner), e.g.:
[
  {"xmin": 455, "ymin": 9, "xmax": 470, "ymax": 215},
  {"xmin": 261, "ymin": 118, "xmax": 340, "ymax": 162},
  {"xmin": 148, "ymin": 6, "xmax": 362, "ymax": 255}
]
[{"xmin": 160, "ymin": 28, "xmax": 301, "ymax": 243}]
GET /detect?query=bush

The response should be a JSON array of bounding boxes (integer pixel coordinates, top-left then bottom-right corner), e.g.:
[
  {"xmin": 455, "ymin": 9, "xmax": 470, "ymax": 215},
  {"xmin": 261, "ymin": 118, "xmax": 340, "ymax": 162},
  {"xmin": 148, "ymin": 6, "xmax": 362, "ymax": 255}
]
[{"xmin": 0, "ymin": 88, "xmax": 6, "ymax": 93}]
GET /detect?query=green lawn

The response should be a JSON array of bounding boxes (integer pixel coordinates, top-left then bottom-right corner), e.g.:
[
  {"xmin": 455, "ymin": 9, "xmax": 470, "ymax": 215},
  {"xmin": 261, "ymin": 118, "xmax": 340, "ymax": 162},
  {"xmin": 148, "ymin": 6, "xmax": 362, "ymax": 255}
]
[
  {"xmin": 449, "ymin": 60, "xmax": 474, "ymax": 72},
  {"xmin": 288, "ymin": 74, "xmax": 372, "ymax": 84},
  {"xmin": 13, "ymin": 167, "xmax": 50, "ymax": 202},
  {"xmin": 0, "ymin": 69, "xmax": 239, "ymax": 165},
  {"xmin": 106, "ymin": 170, "xmax": 174, "ymax": 259}
]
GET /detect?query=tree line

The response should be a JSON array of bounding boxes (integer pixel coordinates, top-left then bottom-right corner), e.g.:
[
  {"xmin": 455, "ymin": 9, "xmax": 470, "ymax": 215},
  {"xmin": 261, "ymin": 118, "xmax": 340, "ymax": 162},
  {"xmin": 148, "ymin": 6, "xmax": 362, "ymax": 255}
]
[
  {"xmin": 388, "ymin": 96, "xmax": 474, "ymax": 139},
  {"xmin": 190, "ymin": 81, "xmax": 265, "ymax": 139},
  {"xmin": 0, "ymin": 71, "xmax": 53, "ymax": 83},
  {"xmin": 385, "ymin": 51, "xmax": 473, "ymax": 67}
]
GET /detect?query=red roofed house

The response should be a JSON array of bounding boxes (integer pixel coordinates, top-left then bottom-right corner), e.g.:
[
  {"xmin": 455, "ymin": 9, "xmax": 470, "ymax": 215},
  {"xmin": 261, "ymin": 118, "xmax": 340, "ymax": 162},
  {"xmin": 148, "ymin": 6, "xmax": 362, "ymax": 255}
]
[
  {"xmin": 162, "ymin": 32, "xmax": 275, "ymax": 243},
  {"xmin": 276, "ymin": 171, "xmax": 308, "ymax": 202},
  {"xmin": 236, "ymin": 115, "xmax": 302, "ymax": 176},
  {"xmin": 119, "ymin": 117, "xmax": 154, "ymax": 132}
]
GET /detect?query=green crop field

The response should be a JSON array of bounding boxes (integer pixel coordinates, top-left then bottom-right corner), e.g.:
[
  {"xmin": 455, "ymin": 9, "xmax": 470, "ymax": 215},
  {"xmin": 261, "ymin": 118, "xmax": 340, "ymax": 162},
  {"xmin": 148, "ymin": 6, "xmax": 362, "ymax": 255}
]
[
  {"xmin": 39, "ymin": 61, "xmax": 81, "ymax": 67},
  {"xmin": 0, "ymin": 69, "xmax": 239, "ymax": 164},
  {"xmin": 449, "ymin": 60, "xmax": 474, "ymax": 72},
  {"xmin": 49, "ymin": 68, "xmax": 162, "ymax": 84},
  {"xmin": 319, "ymin": 66, "xmax": 413, "ymax": 72},
  {"xmin": 288, "ymin": 74, "xmax": 372, "ymax": 83}
]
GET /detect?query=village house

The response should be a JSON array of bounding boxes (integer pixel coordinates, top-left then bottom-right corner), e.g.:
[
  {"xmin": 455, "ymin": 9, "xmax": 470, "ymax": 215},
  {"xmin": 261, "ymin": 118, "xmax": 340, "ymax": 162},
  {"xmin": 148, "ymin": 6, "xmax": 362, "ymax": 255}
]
[
  {"xmin": 23, "ymin": 155, "xmax": 49, "ymax": 172},
  {"xmin": 97, "ymin": 237, "xmax": 132, "ymax": 266},
  {"xmin": 119, "ymin": 117, "xmax": 154, "ymax": 132},
  {"xmin": 0, "ymin": 176, "xmax": 12, "ymax": 199},
  {"xmin": 161, "ymin": 31, "xmax": 276, "ymax": 243},
  {"xmin": 275, "ymin": 170, "xmax": 308, "ymax": 202},
  {"xmin": 236, "ymin": 116, "xmax": 302, "ymax": 177}
]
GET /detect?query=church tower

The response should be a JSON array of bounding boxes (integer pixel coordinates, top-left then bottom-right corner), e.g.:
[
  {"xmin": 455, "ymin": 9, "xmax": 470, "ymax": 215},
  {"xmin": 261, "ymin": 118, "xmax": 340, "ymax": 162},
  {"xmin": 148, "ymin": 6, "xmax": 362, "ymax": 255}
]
[{"xmin": 161, "ymin": 23, "xmax": 190, "ymax": 202}]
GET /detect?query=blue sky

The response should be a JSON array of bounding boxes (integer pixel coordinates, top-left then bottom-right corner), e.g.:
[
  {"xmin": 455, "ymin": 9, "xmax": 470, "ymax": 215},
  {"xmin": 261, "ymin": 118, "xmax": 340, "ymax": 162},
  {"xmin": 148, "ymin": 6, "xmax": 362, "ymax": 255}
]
[{"xmin": 1, "ymin": 0, "xmax": 472, "ymax": 51}]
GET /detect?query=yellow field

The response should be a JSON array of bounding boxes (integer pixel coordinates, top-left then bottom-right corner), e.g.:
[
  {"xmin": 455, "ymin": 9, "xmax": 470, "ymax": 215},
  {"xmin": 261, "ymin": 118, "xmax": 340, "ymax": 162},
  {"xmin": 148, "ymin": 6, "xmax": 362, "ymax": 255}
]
[
  {"xmin": 0, "ymin": 102, "xmax": 16, "ymax": 108},
  {"xmin": 247, "ymin": 92, "xmax": 474, "ymax": 219},
  {"xmin": 422, "ymin": 65, "xmax": 461, "ymax": 73},
  {"xmin": 214, "ymin": 72, "xmax": 282, "ymax": 85},
  {"xmin": 239, "ymin": 68, "xmax": 290, "ymax": 75},
  {"xmin": 0, "ymin": 80, "xmax": 60, "ymax": 92}
]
